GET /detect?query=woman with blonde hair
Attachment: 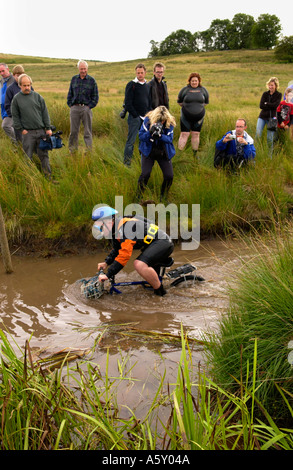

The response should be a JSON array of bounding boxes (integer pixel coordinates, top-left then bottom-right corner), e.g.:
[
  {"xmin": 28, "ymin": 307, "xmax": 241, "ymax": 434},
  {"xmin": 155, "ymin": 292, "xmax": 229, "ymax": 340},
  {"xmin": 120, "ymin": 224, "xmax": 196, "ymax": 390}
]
[
  {"xmin": 137, "ymin": 106, "xmax": 176, "ymax": 202},
  {"xmin": 255, "ymin": 76, "xmax": 282, "ymax": 157}
]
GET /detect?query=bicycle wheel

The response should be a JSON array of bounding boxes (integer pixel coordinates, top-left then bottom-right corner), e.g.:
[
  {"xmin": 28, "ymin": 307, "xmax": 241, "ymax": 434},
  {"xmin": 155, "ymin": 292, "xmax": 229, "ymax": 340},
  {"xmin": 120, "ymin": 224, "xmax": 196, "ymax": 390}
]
[{"xmin": 170, "ymin": 274, "xmax": 205, "ymax": 287}]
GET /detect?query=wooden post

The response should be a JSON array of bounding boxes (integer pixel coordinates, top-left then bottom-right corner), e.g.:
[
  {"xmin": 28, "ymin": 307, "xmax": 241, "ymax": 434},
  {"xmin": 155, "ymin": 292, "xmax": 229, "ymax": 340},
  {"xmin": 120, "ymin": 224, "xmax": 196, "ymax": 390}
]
[{"xmin": 0, "ymin": 204, "xmax": 13, "ymax": 274}]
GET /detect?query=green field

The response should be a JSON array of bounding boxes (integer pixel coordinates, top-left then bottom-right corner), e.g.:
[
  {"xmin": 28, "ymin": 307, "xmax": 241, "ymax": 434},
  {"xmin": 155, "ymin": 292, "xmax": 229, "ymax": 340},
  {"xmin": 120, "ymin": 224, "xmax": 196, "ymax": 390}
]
[{"xmin": 1, "ymin": 49, "xmax": 293, "ymax": 249}]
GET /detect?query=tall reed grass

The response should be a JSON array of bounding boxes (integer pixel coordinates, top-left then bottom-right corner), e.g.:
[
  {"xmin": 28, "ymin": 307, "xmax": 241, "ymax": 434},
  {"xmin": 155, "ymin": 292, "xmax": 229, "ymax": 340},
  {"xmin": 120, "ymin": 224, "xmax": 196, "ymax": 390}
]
[
  {"xmin": 203, "ymin": 226, "xmax": 293, "ymax": 422},
  {"xmin": 0, "ymin": 327, "xmax": 292, "ymax": 450}
]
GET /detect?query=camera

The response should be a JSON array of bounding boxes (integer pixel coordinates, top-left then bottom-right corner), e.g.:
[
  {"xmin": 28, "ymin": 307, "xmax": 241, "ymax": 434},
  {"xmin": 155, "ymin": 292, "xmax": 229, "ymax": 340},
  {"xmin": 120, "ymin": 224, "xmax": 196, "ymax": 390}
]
[
  {"xmin": 120, "ymin": 104, "xmax": 127, "ymax": 119},
  {"xmin": 150, "ymin": 122, "xmax": 163, "ymax": 141},
  {"xmin": 39, "ymin": 128, "xmax": 64, "ymax": 150}
]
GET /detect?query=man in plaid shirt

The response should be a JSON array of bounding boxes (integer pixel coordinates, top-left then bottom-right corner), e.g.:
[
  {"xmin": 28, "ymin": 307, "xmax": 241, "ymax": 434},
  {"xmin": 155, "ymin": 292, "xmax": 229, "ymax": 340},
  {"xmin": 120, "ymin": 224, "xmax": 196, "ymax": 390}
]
[{"xmin": 67, "ymin": 60, "xmax": 99, "ymax": 152}]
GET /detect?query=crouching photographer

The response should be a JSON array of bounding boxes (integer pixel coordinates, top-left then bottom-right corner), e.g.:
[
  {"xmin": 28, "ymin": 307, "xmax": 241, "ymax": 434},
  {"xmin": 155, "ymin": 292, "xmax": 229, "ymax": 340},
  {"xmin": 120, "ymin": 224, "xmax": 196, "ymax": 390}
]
[
  {"xmin": 137, "ymin": 106, "xmax": 176, "ymax": 203},
  {"xmin": 214, "ymin": 118, "xmax": 256, "ymax": 171}
]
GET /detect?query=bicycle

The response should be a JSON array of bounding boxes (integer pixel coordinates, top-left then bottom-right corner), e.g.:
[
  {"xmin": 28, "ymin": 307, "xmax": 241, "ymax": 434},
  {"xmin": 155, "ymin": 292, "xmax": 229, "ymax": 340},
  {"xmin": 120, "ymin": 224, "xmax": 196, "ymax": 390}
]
[{"xmin": 79, "ymin": 257, "xmax": 205, "ymax": 300}]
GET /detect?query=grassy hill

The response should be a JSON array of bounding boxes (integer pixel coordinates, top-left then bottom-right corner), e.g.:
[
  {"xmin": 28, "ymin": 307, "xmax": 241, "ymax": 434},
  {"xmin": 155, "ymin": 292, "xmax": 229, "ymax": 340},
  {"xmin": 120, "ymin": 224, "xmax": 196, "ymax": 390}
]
[{"xmin": 0, "ymin": 49, "xmax": 293, "ymax": 253}]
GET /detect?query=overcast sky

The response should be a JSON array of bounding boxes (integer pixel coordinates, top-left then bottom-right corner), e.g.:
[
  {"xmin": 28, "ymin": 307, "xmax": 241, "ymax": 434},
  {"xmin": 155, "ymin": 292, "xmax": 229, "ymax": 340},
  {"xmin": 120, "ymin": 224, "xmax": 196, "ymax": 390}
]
[{"xmin": 5, "ymin": 0, "xmax": 292, "ymax": 63}]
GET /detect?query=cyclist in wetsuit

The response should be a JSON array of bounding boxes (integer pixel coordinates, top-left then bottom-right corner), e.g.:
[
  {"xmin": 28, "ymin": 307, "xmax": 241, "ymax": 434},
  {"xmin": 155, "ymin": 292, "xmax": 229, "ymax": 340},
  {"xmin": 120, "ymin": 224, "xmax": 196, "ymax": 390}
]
[{"xmin": 92, "ymin": 206, "xmax": 174, "ymax": 296}]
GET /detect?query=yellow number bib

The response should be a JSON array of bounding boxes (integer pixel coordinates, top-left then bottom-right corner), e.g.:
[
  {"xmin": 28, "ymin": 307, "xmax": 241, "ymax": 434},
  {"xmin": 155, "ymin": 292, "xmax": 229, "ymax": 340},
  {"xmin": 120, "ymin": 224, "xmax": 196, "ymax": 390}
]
[{"xmin": 143, "ymin": 223, "xmax": 159, "ymax": 244}]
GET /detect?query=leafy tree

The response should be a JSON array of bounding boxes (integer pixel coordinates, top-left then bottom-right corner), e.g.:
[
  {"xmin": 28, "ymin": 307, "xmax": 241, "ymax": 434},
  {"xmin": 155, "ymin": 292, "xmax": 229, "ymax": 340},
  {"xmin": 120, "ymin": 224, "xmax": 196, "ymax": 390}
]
[
  {"xmin": 147, "ymin": 13, "xmax": 284, "ymax": 56},
  {"xmin": 198, "ymin": 29, "xmax": 214, "ymax": 52},
  {"xmin": 227, "ymin": 13, "xmax": 255, "ymax": 49},
  {"xmin": 159, "ymin": 29, "xmax": 195, "ymax": 56},
  {"xmin": 190, "ymin": 32, "xmax": 200, "ymax": 53},
  {"xmin": 148, "ymin": 40, "xmax": 160, "ymax": 57},
  {"xmin": 274, "ymin": 36, "xmax": 293, "ymax": 62},
  {"xmin": 252, "ymin": 14, "xmax": 282, "ymax": 49},
  {"xmin": 210, "ymin": 19, "xmax": 231, "ymax": 50}
]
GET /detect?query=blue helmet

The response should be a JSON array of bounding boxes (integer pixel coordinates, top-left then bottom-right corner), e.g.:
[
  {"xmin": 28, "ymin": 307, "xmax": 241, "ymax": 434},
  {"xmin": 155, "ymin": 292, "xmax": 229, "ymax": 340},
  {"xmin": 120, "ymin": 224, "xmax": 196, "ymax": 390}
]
[{"xmin": 92, "ymin": 205, "xmax": 118, "ymax": 221}]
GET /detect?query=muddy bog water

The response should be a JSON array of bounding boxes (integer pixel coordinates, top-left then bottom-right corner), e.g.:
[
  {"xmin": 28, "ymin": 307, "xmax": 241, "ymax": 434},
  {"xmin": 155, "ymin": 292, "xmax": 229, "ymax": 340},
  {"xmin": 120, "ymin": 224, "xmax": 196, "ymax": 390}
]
[{"xmin": 0, "ymin": 239, "xmax": 251, "ymax": 421}]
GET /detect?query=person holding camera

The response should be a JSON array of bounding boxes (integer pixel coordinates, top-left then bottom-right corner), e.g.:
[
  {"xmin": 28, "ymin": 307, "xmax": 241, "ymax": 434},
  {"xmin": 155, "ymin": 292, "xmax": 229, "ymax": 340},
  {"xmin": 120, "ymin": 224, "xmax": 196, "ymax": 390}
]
[
  {"xmin": 11, "ymin": 74, "xmax": 54, "ymax": 179},
  {"xmin": 214, "ymin": 118, "xmax": 256, "ymax": 170},
  {"xmin": 123, "ymin": 63, "xmax": 150, "ymax": 166},
  {"xmin": 137, "ymin": 106, "xmax": 176, "ymax": 202},
  {"xmin": 67, "ymin": 60, "xmax": 99, "ymax": 152}
]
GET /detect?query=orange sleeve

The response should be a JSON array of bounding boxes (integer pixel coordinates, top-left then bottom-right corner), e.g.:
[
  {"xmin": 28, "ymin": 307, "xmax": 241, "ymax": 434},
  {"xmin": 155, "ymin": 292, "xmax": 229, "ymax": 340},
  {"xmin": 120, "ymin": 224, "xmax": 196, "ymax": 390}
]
[{"xmin": 115, "ymin": 239, "xmax": 136, "ymax": 266}]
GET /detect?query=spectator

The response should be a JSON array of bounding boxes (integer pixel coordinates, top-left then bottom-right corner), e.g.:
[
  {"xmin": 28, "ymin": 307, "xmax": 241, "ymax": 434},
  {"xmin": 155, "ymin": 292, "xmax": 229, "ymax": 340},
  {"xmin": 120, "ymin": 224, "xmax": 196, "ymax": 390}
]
[
  {"xmin": 283, "ymin": 82, "xmax": 293, "ymax": 103},
  {"xmin": 4, "ymin": 65, "xmax": 29, "ymax": 143},
  {"xmin": 177, "ymin": 72, "xmax": 209, "ymax": 160},
  {"xmin": 0, "ymin": 63, "xmax": 16, "ymax": 142},
  {"xmin": 255, "ymin": 77, "xmax": 282, "ymax": 157},
  {"xmin": 11, "ymin": 74, "xmax": 54, "ymax": 180},
  {"xmin": 214, "ymin": 118, "xmax": 256, "ymax": 170},
  {"xmin": 137, "ymin": 105, "xmax": 176, "ymax": 202},
  {"xmin": 277, "ymin": 87, "xmax": 293, "ymax": 139},
  {"xmin": 123, "ymin": 63, "xmax": 150, "ymax": 166},
  {"xmin": 147, "ymin": 62, "xmax": 169, "ymax": 110},
  {"xmin": 67, "ymin": 60, "xmax": 99, "ymax": 152}
]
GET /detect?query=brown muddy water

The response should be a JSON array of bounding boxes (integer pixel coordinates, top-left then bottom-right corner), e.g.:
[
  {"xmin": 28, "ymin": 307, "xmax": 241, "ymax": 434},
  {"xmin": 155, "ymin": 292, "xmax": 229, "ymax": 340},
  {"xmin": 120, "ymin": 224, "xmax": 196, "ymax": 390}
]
[{"xmin": 0, "ymin": 239, "xmax": 251, "ymax": 422}]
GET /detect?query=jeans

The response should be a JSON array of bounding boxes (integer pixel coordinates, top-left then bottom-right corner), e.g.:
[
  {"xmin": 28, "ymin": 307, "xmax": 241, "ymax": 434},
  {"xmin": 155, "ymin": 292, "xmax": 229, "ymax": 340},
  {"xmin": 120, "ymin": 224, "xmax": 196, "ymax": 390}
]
[
  {"xmin": 123, "ymin": 115, "xmax": 142, "ymax": 165},
  {"xmin": 255, "ymin": 118, "xmax": 277, "ymax": 157}
]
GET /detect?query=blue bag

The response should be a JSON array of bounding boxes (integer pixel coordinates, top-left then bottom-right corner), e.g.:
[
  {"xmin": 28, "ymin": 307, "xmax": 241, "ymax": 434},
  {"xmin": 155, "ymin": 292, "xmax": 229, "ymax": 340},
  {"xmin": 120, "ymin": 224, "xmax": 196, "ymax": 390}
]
[{"xmin": 39, "ymin": 133, "xmax": 64, "ymax": 151}]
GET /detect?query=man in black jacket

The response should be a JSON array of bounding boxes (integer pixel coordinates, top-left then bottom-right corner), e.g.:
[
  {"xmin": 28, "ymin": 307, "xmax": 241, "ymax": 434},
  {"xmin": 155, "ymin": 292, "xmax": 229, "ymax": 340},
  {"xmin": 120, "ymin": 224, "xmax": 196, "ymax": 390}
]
[
  {"xmin": 123, "ymin": 63, "xmax": 150, "ymax": 166},
  {"xmin": 147, "ymin": 62, "xmax": 169, "ymax": 110}
]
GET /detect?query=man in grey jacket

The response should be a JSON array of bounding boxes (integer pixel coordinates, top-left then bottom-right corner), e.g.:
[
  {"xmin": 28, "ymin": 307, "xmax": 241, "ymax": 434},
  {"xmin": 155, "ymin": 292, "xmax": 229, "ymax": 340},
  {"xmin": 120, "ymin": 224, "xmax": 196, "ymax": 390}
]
[
  {"xmin": 0, "ymin": 63, "xmax": 16, "ymax": 142},
  {"xmin": 11, "ymin": 74, "xmax": 53, "ymax": 178}
]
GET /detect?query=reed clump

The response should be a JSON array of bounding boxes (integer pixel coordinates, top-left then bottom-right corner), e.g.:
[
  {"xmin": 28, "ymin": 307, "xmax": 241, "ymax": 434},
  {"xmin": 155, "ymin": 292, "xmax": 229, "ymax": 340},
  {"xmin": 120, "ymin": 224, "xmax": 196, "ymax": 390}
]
[
  {"xmin": 203, "ymin": 227, "xmax": 293, "ymax": 422},
  {"xmin": 1, "ymin": 327, "xmax": 292, "ymax": 450}
]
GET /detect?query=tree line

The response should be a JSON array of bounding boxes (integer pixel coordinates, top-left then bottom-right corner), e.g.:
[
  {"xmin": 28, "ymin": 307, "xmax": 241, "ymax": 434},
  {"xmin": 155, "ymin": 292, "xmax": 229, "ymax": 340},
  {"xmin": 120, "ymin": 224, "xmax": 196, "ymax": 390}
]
[{"xmin": 148, "ymin": 13, "xmax": 283, "ymax": 56}]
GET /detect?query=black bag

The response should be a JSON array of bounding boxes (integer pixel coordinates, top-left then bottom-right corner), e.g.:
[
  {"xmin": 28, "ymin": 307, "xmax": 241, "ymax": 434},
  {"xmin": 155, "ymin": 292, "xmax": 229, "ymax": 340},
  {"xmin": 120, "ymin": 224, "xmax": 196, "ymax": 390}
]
[
  {"xmin": 267, "ymin": 117, "xmax": 277, "ymax": 132},
  {"xmin": 39, "ymin": 134, "xmax": 64, "ymax": 151},
  {"xmin": 214, "ymin": 148, "xmax": 227, "ymax": 168}
]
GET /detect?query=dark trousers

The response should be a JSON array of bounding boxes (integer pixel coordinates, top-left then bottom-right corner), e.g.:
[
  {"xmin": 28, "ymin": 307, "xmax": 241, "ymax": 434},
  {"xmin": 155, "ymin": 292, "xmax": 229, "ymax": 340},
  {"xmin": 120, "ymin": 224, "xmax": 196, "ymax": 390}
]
[
  {"xmin": 22, "ymin": 129, "xmax": 51, "ymax": 175},
  {"xmin": 214, "ymin": 150, "xmax": 247, "ymax": 171},
  {"xmin": 123, "ymin": 115, "xmax": 142, "ymax": 165},
  {"xmin": 137, "ymin": 153, "xmax": 173, "ymax": 198}
]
